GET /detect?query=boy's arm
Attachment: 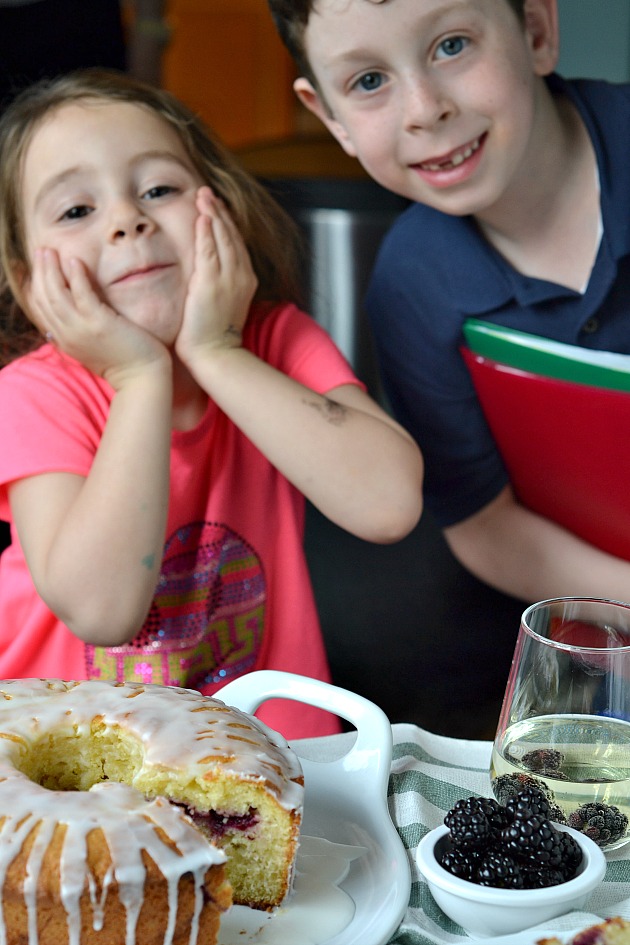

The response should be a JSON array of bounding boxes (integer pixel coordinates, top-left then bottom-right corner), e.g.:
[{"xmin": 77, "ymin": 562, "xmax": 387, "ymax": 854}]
[{"xmin": 444, "ymin": 484, "xmax": 630, "ymax": 602}]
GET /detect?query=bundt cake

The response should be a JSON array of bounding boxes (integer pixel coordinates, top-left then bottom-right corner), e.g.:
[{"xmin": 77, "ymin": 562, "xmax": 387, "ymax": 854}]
[
  {"xmin": 538, "ymin": 918, "xmax": 630, "ymax": 945},
  {"xmin": 0, "ymin": 678, "xmax": 305, "ymax": 944}
]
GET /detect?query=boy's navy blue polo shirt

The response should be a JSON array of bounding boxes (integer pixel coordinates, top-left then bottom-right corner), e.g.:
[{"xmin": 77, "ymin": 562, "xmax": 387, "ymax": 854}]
[{"xmin": 366, "ymin": 74, "xmax": 630, "ymax": 528}]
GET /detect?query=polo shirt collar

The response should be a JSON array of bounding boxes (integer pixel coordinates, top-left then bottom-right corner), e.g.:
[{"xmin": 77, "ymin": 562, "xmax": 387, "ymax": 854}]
[{"xmin": 450, "ymin": 73, "xmax": 630, "ymax": 316}]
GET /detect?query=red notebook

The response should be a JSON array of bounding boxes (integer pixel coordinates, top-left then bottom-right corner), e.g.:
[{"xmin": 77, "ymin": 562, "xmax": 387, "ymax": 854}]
[{"xmin": 461, "ymin": 347, "xmax": 630, "ymax": 561}]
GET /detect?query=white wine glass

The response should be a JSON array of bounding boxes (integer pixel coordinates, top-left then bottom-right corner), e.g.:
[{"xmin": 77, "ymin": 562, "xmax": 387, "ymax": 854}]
[{"xmin": 490, "ymin": 597, "xmax": 630, "ymax": 851}]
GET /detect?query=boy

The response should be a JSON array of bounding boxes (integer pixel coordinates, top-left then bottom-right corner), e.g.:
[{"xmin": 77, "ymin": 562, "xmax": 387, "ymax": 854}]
[{"xmin": 268, "ymin": 0, "xmax": 630, "ymax": 603}]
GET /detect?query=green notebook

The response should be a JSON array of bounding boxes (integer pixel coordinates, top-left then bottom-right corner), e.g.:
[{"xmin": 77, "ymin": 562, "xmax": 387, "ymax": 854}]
[{"xmin": 463, "ymin": 319, "xmax": 630, "ymax": 392}]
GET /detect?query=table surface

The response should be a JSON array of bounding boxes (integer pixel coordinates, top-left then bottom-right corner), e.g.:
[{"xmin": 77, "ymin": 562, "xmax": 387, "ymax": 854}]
[{"xmin": 297, "ymin": 723, "xmax": 630, "ymax": 945}]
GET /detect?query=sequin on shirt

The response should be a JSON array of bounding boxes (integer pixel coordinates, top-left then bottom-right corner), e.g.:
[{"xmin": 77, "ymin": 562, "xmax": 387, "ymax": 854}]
[{"xmin": 85, "ymin": 521, "xmax": 265, "ymax": 689}]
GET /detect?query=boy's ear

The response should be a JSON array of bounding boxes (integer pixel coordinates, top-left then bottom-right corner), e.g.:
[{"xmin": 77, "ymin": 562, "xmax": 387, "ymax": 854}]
[
  {"xmin": 293, "ymin": 77, "xmax": 358, "ymax": 158},
  {"xmin": 523, "ymin": 0, "xmax": 560, "ymax": 75}
]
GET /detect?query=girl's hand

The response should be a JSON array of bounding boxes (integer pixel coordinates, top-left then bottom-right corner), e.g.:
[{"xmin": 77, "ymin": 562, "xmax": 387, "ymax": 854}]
[
  {"xmin": 28, "ymin": 247, "xmax": 170, "ymax": 389},
  {"xmin": 175, "ymin": 187, "xmax": 258, "ymax": 370}
]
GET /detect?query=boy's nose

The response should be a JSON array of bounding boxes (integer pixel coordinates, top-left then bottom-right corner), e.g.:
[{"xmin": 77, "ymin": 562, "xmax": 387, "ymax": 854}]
[{"xmin": 402, "ymin": 75, "xmax": 454, "ymax": 131}]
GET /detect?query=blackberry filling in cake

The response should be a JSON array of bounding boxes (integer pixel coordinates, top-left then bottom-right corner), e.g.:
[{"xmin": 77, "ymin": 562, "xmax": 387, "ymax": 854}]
[
  {"xmin": 186, "ymin": 806, "xmax": 260, "ymax": 839},
  {"xmin": 0, "ymin": 678, "xmax": 304, "ymax": 945}
]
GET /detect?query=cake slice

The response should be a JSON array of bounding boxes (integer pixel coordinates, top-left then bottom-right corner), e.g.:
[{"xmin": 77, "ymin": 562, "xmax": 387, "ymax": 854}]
[{"xmin": 538, "ymin": 918, "xmax": 630, "ymax": 945}]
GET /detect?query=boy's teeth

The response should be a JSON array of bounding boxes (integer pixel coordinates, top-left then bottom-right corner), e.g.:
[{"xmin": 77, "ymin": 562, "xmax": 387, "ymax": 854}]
[{"xmin": 423, "ymin": 137, "xmax": 480, "ymax": 171}]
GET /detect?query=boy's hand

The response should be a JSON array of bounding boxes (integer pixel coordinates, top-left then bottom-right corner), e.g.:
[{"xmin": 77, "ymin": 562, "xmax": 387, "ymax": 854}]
[
  {"xmin": 28, "ymin": 247, "xmax": 171, "ymax": 389},
  {"xmin": 175, "ymin": 187, "xmax": 258, "ymax": 369}
]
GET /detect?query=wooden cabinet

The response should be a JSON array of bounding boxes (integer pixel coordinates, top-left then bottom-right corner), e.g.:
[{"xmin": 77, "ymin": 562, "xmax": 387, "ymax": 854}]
[{"xmin": 162, "ymin": 0, "xmax": 297, "ymax": 148}]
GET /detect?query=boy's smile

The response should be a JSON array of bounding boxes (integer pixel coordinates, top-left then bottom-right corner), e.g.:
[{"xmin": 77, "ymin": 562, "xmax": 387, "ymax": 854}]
[
  {"xmin": 297, "ymin": 0, "xmax": 559, "ymax": 226},
  {"xmin": 416, "ymin": 133, "xmax": 483, "ymax": 171},
  {"xmin": 20, "ymin": 100, "xmax": 205, "ymax": 346},
  {"xmin": 412, "ymin": 132, "xmax": 486, "ymax": 186}
]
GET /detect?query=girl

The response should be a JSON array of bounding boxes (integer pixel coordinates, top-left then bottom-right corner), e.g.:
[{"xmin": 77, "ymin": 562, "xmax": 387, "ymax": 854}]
[{"xmin": 0, "ymin": 70, "xmax": 423, "ymax": 738}]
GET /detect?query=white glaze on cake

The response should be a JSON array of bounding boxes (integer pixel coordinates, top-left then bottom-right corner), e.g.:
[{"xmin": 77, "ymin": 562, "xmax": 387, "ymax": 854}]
[
  {"xmin": 0, "ymin": 778, "xmax": 223, "ymax": 945},
  {"xmin": 0, "ymin": 679, "xmax": 305, "ymax": 945}
]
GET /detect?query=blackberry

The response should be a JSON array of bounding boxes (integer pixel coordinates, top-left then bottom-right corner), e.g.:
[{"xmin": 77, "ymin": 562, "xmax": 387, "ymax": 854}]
[
  {"xmin": 505, "ymin": 786, "xmax": 552, "ymax": 821},
  {"xmin": 568, "ymin": 802, "xmax": 629, "ymax": 847},
  {"xmin": 440, "ymin": 792, "xmax": 582, "ymax": 890},
  {"xmin": 521, "ymin": 865, "xmax": 567, "ymax": 889},
  {"xmin": 521, "ymin": 749, "xmax": 568, "ymax": 779},
  {"xmin": 500, "ymin": 813, "xmax": 565, "ymax": 867},
  {"xmin": 492, "ymin": 773, "xmax": 567, "ymax": 824},
  {"xmin": 444, "ymin": 797, "xmax": 509, "ymax": 850},
  {"xmin": 547, "ymin": 802, "xmax": 568, "ymax": 825},
  {"xmin": 439, "ymin": 847, "xmax": 483, "ymax": 881},
  {"xmin": 493, "ymin": 772, "xmax": 554, "ymax": 806},
  {"xmin": 557, "ymin": 830, "xmax": 583, "ymax": 879},
  {"xmin": 475, "ymin": 850, "xmax": 524, "ymax": 889}
]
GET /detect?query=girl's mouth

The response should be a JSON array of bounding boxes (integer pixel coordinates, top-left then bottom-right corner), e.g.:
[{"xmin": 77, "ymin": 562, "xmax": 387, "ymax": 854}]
[{"xmin": 112, "ymin": 264, "xmax": 172, "ymax": 285}]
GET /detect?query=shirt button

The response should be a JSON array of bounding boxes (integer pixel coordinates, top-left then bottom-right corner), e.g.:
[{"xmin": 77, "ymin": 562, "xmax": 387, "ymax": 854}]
[{"xmin": 582, "ymin": 317, "xmax": 599, "ymax": 334}]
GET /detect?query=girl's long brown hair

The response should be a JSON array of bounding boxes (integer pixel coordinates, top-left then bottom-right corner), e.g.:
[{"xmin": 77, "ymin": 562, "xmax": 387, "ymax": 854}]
[{"xmin": 0, "ymin": 69, "xmax": 305, "ymax": 365}]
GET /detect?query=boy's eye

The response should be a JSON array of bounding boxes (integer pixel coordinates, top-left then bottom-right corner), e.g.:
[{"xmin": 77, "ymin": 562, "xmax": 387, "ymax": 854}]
[
  {"xmin": 142, "ymin": 184, "xmax": 177, "ymax": 200},
  {"xmin": 436, "ymin": 36, "xmax": 468, "ymax": 59},
  {"xmin": 59, "ymin": 205, "xmax": 91, "ymax": 221},
  {"xmin": 354, "ymin": 71, "xmax": 384, "ymax": 93}
]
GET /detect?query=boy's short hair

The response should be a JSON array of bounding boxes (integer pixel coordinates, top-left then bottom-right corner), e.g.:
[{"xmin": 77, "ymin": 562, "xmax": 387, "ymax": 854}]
[
  {"xmin": 268, "ymin": 0, "xmax": 526, "ymax": 85},
  {"xmin": 268, "ymin": 1, "xmax": 315, "ymax": 82}
]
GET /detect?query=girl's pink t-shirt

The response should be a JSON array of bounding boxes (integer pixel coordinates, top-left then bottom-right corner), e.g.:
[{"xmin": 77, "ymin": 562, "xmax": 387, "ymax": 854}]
[{"xmin": 0, "ymin": 303, "xmax": 362, "ymax": 739}]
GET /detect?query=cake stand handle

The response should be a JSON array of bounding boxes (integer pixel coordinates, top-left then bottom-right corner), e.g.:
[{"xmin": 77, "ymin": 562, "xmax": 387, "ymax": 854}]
[{"xmin": 215, "ymin": 670, "xmax": 392, "ymax": 794}]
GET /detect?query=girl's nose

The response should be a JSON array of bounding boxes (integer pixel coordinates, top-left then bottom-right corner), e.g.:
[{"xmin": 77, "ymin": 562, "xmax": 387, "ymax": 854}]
[{"xmin": 109, "ymin": 201, "xmax": 153, "ymax": 241}]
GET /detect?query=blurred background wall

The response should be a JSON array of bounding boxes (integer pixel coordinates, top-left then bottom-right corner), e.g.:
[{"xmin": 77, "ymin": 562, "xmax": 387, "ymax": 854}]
[{"xmin": 557, "ymin": 0, "xmax": 630, "ymax": 83}]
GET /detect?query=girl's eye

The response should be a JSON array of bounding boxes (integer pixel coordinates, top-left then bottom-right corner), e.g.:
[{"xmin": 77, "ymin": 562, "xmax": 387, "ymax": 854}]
[
  {"xmin": 142, "ymin": 184, "xmax": 176, "ymax": 200},
  {"xmin": 436, "ymin": 36, "xmax": 468, "ymax": 59},
  {"xmin": 354, "ymin": 71, "xmax": 384, "ymax": 93},
  {"xmin": 59, "ymin": 205, "xmax": 91, "ymax": 222}
]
